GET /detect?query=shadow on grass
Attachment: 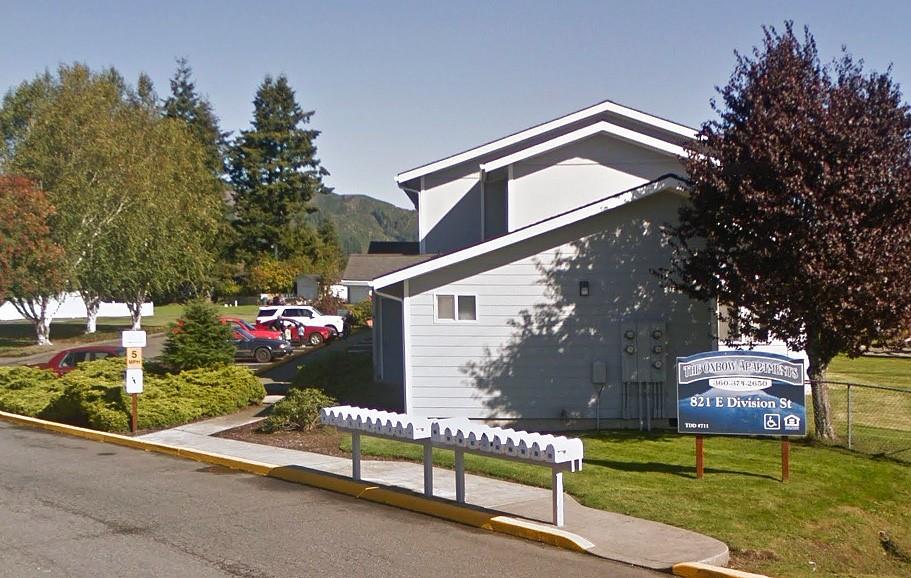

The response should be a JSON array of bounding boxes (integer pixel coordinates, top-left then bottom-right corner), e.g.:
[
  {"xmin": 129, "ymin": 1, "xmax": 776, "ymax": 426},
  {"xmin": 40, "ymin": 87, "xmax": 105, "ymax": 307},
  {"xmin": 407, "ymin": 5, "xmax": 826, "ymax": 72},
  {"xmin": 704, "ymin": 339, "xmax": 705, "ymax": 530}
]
[
  {"xmin": 580, "ymin": 430, "xmax": 681, "ymax": 443},
  {"xmin": 584, "ymin": 456, "xmax": 780, "ymax": 481}
]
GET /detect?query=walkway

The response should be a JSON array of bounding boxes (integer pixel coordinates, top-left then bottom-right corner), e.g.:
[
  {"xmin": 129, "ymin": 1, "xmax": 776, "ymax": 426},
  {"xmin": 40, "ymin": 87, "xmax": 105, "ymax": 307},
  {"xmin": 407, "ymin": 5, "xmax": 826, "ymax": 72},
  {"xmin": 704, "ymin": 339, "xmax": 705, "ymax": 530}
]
[{"xmin": 140, "ymin": 407, "xmax": 729, "ymax": 571}]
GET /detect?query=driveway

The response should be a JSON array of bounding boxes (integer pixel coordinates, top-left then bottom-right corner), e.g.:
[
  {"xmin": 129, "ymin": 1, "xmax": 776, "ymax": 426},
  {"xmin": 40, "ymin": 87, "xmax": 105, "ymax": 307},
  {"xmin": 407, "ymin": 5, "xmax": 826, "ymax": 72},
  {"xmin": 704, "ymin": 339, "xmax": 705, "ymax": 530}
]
[{"xmin": 0, "ymin": 422, "xmax": 659, "ymax": 578}]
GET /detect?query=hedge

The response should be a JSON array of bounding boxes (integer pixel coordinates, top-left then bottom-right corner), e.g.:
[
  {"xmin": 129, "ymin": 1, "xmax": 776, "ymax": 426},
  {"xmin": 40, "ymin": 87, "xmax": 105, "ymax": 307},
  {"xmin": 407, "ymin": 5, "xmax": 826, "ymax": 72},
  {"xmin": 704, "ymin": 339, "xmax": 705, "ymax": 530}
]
[{"xmin": 0, "ymin": 358, "xmax": 265, "ymax": 432}]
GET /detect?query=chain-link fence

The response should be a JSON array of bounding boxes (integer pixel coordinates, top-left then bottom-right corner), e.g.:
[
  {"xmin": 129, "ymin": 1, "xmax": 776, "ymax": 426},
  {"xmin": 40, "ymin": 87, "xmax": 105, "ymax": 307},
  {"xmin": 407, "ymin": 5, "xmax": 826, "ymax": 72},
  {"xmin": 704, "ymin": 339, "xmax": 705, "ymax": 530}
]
[{"xmin": 812, "ymin": 380, "xmax": 911, "ymax": 463}]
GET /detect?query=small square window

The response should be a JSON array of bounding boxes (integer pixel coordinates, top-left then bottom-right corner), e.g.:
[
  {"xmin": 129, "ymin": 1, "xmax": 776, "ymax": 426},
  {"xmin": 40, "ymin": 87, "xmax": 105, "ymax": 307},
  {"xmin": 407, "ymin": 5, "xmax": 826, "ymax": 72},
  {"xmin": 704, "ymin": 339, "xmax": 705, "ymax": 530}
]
[
  {"xmin": 457, "ymin": 296, "xmax": 476, "ymax": 321},
  {"xmin": 437, "ymin": 295, "xmax": 455, "ymax": 320}
]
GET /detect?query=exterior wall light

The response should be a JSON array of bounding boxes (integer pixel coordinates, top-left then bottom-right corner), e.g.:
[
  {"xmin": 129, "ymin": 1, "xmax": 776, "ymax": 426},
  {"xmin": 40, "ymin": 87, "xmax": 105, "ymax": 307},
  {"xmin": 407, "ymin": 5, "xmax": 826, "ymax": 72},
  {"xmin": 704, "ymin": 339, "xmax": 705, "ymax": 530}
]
[{"xmin": 579, "ymin": 280, "xmax": 590, "ymax": 297}]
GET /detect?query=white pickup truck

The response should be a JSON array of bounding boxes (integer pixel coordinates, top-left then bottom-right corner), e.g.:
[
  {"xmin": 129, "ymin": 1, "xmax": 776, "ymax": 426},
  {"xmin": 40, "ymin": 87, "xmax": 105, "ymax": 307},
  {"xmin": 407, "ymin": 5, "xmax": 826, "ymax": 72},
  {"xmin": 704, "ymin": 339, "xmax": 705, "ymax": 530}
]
[{"xmin": 256, "ymin": 305, "xmax": 346, "ymax": 335}]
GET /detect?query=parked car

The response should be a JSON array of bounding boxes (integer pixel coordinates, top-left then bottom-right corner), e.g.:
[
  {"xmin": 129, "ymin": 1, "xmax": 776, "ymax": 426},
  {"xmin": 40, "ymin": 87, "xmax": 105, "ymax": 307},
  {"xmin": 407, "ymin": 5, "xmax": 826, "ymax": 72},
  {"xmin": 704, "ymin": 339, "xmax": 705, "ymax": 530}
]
[
  {"xmin": 30, "ymin": 345, "xmax": 125, "ymax": 376},
  {"xmin": 231, "ymin": 328, "xmax": 292, "ymax": 363},
  {"xmin": 258, "ymin": 317, "xmax": 332, "ymax": 346},
  {"xmin": 256, "ymin": 305, "xmax": 345, "ymax": 335},
  {"xmin": 220, "ymin": 316, "xmax": 281, "ymax": 340}
]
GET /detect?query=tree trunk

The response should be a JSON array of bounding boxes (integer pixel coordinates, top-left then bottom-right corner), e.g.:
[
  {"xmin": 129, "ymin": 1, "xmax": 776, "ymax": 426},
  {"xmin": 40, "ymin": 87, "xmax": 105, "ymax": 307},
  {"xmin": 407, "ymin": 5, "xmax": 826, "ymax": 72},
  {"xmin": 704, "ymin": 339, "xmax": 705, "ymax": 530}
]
[
  {"xmin": 34, "ymin": 314, "xmax": 52, "ymax": 345},
  {"xmin": 83, "ymin": 293, "xmax": 100, "ymax": 334},
  {"xmin": 807, "ymin": 353, "xmax": 838, "ymax": 441},
  {"xmin": 127, "ymin": 297, "xmax": 144, "ymax": 330},
  {"xmin": 10, "ymin": 295, "xmax": 56, "ymax": 346}
]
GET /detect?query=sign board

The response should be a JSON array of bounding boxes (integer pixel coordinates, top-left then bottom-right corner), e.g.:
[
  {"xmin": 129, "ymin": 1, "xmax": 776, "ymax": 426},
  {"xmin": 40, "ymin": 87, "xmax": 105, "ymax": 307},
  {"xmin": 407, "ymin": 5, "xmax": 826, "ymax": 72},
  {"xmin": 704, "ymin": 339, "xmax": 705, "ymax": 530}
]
[
  {"xmin": 126, "ymin": 347, "xmax": 142, "ymax": 369},
  {"xmin": 676, "ymin": 351, "xmax": 806, "ymax": 436},
  {"xmin": 125, "ymin": 368, "xmax": 144, "ymax": 394},
  {"xmin": 121, "ymin": 330, "xmax": 147, "ymax": 348}
]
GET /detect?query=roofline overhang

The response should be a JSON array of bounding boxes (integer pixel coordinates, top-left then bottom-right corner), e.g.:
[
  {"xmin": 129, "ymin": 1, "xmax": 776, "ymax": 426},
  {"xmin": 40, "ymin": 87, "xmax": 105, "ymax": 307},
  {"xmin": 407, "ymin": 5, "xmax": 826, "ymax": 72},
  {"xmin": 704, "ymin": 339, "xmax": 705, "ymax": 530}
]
[
  {"xmin": 479, "ymin": 120, "xmax": 685, "ymax": 176},
  {"xmin": 395, "ymin": 99, "xmax": 696, "ymax": 185},
  {"xmin": 373, "ymin": 174, "xmax": 689, "ymax": 289}
]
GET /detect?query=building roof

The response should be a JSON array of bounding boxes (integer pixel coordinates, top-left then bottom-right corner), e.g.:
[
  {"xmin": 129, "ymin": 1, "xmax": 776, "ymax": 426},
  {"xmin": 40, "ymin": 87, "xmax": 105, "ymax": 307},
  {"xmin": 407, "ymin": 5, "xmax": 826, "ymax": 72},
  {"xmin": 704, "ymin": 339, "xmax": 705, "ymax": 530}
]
[
  {"xmin": 395, "ymin": 99, "xmax": 696, "ymax": 185},
  {"xmin": 479, "ymin": 120, "xmax": 686, "ymax": 176},
  {"xmin": 367, "ymin": 241, "xmax": 420, "ymax": 255},
  {"xmin": 372, "ymin": 174, "xmax": 689, "ymax": 289},
  {"xmin": 342, "ymin": 253, "xmax": 437, "ymax": 284}
]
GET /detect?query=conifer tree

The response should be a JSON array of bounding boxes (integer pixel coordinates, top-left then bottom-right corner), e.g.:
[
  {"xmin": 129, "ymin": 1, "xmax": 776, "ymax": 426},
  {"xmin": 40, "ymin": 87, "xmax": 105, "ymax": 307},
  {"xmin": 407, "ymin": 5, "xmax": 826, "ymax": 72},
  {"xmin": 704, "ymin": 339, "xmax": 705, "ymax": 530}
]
[
  {"xmin": 163, "ymin": 57, "xmax": 227, "ymax": 176},
  {"xmin": 227, "ymin": 74, "xmax": 330, "ymax": 262}
]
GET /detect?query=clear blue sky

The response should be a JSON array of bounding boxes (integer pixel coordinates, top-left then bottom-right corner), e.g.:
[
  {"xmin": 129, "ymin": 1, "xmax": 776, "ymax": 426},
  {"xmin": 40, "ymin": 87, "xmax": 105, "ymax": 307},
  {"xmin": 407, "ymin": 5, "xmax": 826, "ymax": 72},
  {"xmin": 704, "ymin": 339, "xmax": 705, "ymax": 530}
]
[{"xmin": 3, "ymin": 1, "xmax": 911, "ymax": 208}]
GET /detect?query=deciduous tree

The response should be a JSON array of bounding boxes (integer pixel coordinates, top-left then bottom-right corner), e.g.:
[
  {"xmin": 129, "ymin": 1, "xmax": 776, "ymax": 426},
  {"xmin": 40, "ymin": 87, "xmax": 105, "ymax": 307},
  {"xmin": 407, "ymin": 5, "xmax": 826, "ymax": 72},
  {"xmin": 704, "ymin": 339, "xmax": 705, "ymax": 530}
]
[
  {"xmin": 0, "ymin": 176, "xmax": 67, "ymax": 344},
  {"xmin": 4, "ymin": 64, "xmax": 224, "ymax": 335},
  {"xmin": 664, "ymin": 23, "xmax": 911, "ymax": 440}
]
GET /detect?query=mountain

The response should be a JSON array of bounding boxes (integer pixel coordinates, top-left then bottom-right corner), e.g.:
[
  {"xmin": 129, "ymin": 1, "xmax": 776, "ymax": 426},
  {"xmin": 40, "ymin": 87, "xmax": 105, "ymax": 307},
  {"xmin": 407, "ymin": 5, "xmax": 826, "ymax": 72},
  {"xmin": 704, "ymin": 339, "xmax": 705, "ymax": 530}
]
[{"xmin": 308, "ymin": 192, "xmax": 417, "ymax": 255}]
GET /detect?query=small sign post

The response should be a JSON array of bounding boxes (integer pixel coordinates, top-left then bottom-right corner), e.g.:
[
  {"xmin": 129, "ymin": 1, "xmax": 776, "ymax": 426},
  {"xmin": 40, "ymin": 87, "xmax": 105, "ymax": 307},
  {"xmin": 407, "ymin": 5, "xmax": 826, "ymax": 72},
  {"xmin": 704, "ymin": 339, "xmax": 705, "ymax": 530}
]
[
  {"xmin": 676, "ymin": 351, "xmax": 806, "ymax": 481},
  {"xmin": 122, "ymin": 331, "xmax": 146, "ymax": 433}
]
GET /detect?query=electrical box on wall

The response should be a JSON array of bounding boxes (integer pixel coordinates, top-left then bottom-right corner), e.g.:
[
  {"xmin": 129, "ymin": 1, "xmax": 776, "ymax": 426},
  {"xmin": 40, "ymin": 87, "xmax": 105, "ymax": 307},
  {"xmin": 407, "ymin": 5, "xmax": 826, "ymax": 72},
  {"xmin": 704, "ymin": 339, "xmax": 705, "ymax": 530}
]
[
  {"xmin": 591, "ymin": 360, "xmax": 607, "ymax": 385},
  {"xmin": 620, "ymin": 321, "xmax": 667, "ymax": 384}
]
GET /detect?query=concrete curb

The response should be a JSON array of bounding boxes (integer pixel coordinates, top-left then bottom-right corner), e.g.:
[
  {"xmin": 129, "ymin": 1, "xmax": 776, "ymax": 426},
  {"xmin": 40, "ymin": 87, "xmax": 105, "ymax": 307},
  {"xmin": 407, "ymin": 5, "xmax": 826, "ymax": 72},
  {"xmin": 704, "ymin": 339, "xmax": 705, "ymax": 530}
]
[
  {"xmin": 0, "ymin": 410, "xmax": 594, "ymax": 556},
  {"xmin": 673, "ymin": 562, "xmax": 769, "ymax": 578}
]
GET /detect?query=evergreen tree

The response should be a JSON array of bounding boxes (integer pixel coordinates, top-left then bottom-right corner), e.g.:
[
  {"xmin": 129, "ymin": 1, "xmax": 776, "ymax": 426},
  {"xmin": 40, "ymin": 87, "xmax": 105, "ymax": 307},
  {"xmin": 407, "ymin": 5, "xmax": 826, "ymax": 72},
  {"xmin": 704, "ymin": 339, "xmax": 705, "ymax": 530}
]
[
  {"xmin": 135, "ymin": 72, "xmax": 159, "ymax": 112},
  {"xmin": 163, "ymin": 57, "xmax": 227, "ymax": 176},
  {"xmin": 228, "ymin": 74, "xmax": 331, "ymax": 262},
  {"xmin": 161, "ymin": 300, "xmax": 235, "ymax": 371}
]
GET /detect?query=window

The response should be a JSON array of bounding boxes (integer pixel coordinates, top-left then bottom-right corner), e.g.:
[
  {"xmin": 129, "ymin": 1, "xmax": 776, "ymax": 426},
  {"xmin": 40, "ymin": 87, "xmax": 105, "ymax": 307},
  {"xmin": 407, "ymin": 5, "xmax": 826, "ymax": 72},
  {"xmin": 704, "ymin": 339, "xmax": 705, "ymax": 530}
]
[
  {"xmin": 436, "ymin": 294, "xmax": 477, "ymax": 321},
  {"xmin": 61, "ymin": 351, "xmax": 88, "ymax": 368}
]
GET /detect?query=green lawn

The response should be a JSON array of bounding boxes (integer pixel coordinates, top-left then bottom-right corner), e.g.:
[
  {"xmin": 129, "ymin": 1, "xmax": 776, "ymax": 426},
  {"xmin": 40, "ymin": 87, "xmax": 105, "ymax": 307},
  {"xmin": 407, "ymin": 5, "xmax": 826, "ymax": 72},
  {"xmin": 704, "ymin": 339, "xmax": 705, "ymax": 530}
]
[
  {"xmin": 302, "ymin": 352, "xmax": 911, "ymax": 577},
  {"xmin": 0, "ymin": 303, "xmax": 261, "ymax": 357},
  {"xmin": 821, "ymin": 355, "xmax": 911, "ymax": 461},
  {"xmin": 342, "ymin": 431, "xmax": 910, "ymax": 577},
  {"xmin": 827, "ymin": 354, "xmax": 911, "ymax": 389}
]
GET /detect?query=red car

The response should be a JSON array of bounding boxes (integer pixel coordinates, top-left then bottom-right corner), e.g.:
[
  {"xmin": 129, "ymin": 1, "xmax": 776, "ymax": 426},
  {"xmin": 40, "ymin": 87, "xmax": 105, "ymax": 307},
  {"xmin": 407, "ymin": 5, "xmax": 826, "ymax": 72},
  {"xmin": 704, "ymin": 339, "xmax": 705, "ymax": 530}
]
[
  {"xmin": 31, "ymin": 345, "xmax": 124, "ymax": 376},
  {"xmin": 220, "ymin": 316, "xmax": 281, "ymax": 340},
  {"xmin": 257, "ymin": 317, "xmax": 332, "ymax": 346}
]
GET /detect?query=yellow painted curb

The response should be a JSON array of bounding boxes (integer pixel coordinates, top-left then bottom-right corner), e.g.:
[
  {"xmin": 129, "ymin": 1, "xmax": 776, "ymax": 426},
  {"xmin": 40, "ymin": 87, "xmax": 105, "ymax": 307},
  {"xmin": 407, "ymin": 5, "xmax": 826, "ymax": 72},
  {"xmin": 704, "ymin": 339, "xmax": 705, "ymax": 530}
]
[
  {"xmin": 673, "ymin": 562, "xmax": 769, "ymax": 578},
  {"xmin": 0, "ymin": 410, "xmax": 594, "ymax": 556}
]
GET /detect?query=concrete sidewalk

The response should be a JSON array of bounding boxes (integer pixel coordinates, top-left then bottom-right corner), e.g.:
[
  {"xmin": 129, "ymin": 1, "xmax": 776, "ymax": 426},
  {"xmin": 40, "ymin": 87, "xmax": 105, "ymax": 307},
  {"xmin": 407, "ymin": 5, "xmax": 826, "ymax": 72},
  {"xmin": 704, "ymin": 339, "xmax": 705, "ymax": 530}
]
[{"xmin": 140, "ymin": 409, "xmax": 729, "ymax": 571}]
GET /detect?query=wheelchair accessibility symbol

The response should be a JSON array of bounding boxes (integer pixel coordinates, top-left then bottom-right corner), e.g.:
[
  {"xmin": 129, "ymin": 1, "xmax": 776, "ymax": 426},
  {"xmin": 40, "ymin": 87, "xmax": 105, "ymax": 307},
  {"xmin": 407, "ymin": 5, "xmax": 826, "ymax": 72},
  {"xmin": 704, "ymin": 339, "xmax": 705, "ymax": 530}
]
[{"xmin": 763, "ymin": 414, "xmax": 781, "ymax": 430}]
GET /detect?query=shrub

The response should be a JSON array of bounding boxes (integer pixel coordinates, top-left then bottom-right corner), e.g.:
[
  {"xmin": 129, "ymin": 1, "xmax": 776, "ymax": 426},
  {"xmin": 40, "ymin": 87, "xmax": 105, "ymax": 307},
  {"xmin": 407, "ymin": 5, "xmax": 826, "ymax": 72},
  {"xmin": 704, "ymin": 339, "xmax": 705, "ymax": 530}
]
[
  {"xmin": 259, "ymin": 387, "xmax": 336, "ymax": 433},
  {"xmin": 347, "ymin": 299, "xmax": 372, "ymax": 327},
  {"xmin": 0, "ymin": 358, "xmax": 265, "ymax": 432},
  {"xmin": 161, "ymin": 299, "xmax": 235, "ymax": 371},
  {"xmin": 311, "ymin": 293, "xmax": 345, "ymax": 316},
  {"xmin": 0, "ymin": 366, "xmax": 60, "ymax": 416}
]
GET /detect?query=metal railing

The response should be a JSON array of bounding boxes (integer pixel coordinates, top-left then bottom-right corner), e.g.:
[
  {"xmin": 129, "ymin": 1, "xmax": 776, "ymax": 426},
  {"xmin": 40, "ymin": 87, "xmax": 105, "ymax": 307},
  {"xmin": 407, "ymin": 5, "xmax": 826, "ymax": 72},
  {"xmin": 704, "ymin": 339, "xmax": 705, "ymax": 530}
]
[{"xmin": 812, "ymin": 380, "xmax": 911, "ymax": 463}]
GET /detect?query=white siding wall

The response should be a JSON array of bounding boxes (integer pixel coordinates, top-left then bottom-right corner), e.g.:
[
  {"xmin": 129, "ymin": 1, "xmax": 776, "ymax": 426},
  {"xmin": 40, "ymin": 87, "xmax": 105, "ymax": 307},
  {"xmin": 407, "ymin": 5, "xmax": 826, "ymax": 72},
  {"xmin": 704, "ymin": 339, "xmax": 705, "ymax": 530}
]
[
  {"xmin": 420, "ymin": 166, "xmax": 483, "ymax": 253},
  {"xmin": 509, "ymin": 134, "xmax": 683, "ymax": 229},
  {"xmin": 412, "ymin": 111, "xmax": 689, "ymax": 254},
  {"xmin": 405, "ymin": 191, "xmax": 714, "ymax": 419}
]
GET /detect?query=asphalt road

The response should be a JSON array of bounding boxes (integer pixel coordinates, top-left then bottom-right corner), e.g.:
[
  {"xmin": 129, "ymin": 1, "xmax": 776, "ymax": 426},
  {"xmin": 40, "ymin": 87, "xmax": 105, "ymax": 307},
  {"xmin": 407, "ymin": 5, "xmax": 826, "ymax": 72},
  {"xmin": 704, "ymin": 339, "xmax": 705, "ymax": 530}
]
[{"xmin": 0, "ymin": 423, "xmax": 659, "ymax": 578}]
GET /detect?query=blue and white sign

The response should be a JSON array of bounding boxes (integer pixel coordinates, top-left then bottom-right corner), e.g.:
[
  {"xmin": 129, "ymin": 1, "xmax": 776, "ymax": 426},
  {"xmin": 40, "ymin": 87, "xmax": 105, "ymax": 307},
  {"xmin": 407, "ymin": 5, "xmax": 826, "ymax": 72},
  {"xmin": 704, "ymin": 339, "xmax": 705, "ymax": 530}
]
[{"xmin": 676, "ymin": 351, "xmax": 806, "ymax": 436}]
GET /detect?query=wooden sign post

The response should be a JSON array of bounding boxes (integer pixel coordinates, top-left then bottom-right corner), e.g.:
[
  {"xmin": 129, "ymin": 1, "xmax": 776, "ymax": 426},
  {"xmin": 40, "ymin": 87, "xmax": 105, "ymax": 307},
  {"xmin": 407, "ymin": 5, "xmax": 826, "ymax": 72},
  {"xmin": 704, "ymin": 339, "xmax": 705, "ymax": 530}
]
[
  {"xmin": 122, "ymin": 331, "xmax": 146, "ymax": 434},
  {"xmin": 677, "ymin": 351, "xmax": 806, "ymax": 483},
  {"xmin": 781, "ymin": 437, "xmax": 790, "ymax": 482}
]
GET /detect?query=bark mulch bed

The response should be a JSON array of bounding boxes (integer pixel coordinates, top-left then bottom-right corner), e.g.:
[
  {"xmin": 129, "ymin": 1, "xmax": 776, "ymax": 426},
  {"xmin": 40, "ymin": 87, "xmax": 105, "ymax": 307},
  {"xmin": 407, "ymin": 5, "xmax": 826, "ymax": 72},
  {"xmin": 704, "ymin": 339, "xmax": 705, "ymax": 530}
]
[{"xmin": 215, "ymin": 421, "xmax": 349, "ymax": 457}]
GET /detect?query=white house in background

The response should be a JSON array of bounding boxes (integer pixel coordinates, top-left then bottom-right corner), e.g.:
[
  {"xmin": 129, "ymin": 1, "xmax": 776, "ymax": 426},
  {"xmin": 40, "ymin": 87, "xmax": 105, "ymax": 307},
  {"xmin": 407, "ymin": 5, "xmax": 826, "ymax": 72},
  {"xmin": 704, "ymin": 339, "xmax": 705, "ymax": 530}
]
[
  {"xmin": 367, "ymin": 99, "xmax": 791, "ymax": 428},
  {"xmin": 0, "ymin": 293, "xmax": 154, "ymax": 321}
]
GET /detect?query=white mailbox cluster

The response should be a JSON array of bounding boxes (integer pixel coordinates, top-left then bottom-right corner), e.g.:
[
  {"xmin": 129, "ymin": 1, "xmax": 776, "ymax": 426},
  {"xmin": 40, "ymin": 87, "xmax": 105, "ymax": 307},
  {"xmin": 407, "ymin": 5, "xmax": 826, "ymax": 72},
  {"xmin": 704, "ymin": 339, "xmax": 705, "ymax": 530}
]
[
  {"xmin": 320, "ymin": 406, "xmax": 431, "ymax": 440},
  {"xmin": 431, "ymin": 419, "xmax": 583, "ymax": 469},
  {"xmin": 321, "ymin": 405, "xmax": 584, "ymax": 527}
]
